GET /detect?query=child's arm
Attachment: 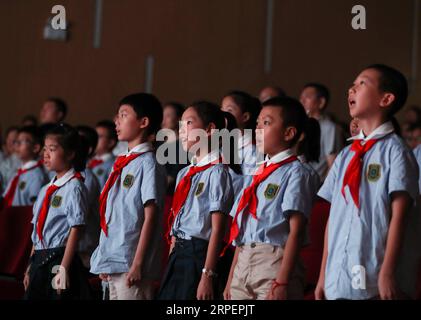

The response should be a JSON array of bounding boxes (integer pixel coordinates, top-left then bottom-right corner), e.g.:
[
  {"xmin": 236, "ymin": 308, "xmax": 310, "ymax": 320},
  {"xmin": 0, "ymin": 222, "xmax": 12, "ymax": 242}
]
[
  {"xmin": 56, "ymin": 226, "xmax": 82, "ymax": 293},
  {"xmin": 268, "ymin": 211, "xmax": 305, "ymax": 300},
  {"xmin": 378, "ymin": 191, "xmax": 411, "ymax": 300},
  {"xmin": 315, "ymin": 218, "xmax": 329, "ymax": 300},
  {"xmin": 223, "ymin": 246, "xmax": 240, "ymax": 300},
  {"xmin": 197, "ymin": 212, "xmax": 226, "ymax": 300},
  {"xmin": 23, "ymin": 245, "xmax": 35, "ymax": 291},
  {"xmin": 126, "ymin": 200, "xmax": 156, "ymax": 288},
  {"xmin": 168, "ymin": 236, "xmax": 176, "ymax": 256}
]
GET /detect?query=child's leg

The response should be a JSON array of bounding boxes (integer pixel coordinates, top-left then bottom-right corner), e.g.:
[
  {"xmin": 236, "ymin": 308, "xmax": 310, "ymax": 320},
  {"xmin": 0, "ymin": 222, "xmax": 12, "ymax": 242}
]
[{"xmin": 230, "ymin": 246, "xmax": 255, "ymax": 300}]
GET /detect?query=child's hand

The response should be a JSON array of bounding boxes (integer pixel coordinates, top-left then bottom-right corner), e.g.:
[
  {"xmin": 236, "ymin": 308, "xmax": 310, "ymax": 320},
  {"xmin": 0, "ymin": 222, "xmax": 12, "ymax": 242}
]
[
  {"xmin": 196, "ymin": 275, "xmax": 214, "ymax": 300},
  {"xmin": 266, "ymin": 282, "xmax": 287, "ymax": 300},
  {"xmin": 99, "ymin": 273, "xmax": 109, "ymax": 281},
  {"xmin": 314, "ymin": 281, "xmax": 326, "ymax": 300},
  {"xmin": 23, "ymin": 273, "xmax": 30, "ymax": 291},
  {"xmin": 223, "ymin": 284, "xmax": 231, "ymax": 300},
  {"xmin": 378, "ymin": 273, "xmax": 400, "ymax": 300},
  {"xmin": 126, "ymin": 265, "xmax": 142, "ymax": 288}
]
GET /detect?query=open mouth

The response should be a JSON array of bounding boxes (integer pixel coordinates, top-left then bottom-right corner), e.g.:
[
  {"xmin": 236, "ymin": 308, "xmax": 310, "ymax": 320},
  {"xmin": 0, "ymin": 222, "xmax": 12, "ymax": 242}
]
[{"xmin": 349, "ymin": 99, "xmax": 356, "ymax": 107}]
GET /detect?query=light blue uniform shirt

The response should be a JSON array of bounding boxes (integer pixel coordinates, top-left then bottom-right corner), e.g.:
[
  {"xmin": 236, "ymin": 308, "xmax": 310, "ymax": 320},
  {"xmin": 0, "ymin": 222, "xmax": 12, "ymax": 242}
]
[
  {"xmin": 309, "ymin": 115, "xmax": 343, "ymax": 181},
  {"xmin": 91, "ymin": 153, "xmax": 115, "ymax": 189},
  {"xmin": 0, "ymin": 154, "xmax": 21, "ymax": 191},
  {"xmin": 171, "ymin": 149, "xmax": 234, "ymax": 241},
  {"xmin": 31, "ymin": 168, "xmax": 88, "ymax": 250},
  {"xmin": 232, "ymin": 149, "xmax": 314, "ymax": 247},
  {"xmin": 90, "ymin": 143, "xmax": 167, "ymax": 280},
  {"xmin": 413, "ymin": 145, "xmax": 421, "ymax": 193},
  {"xmin": 318, "ymin": 122, "xmax": 421, "ymax": 299},
  {"xmin": 78, "ymin": 169, "xmax": 101, "ymax": 255},
  {"xmin": 2, "ymin": 160, "xmax": 48, "ymax": 206}
]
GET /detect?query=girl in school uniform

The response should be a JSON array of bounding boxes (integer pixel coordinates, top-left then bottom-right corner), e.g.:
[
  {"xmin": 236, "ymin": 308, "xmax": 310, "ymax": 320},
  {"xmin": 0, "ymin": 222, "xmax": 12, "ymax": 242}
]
[
  {"xmin": 221, "ymin": 91, "xmax": 262, "ymax": 196},
  {"xmin": 158, "ymin": 101, "xmax": 234, "ymax": 300},
  {"xmin": 23, "ymin": 124, "xmax": 91, "ymax": 300}
]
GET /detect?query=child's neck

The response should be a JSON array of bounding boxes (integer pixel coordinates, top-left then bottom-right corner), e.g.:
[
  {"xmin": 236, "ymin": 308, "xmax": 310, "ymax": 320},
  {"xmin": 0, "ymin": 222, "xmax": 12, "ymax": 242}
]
[
  {"xmin": 20, "ymin": 157, "xmax": 37, "ymax": 166},
  {"xmin": 310, "ymin": 110, "xmax": 322, "ymax": 120},
  {"xmin": 95, "ymin": 150, "xmax": 111, "ymax": 157},
  {"xmin": 267, "ymin": 146, "xmax": 290, "ymax": 159},
  {"xmin": 194, "ymin": 148, "xmax": 217, "ymax": 164},
  {"xmin": 56, "ymin": 166, "xmax": 72, "ymax": 180},
  {"xmin": 358, "ymin": 115, "xmax": 388, "ymax": 137},
  {"xmin": 127, "ymin": 137, "xmax": 148, "ymax": 151}
]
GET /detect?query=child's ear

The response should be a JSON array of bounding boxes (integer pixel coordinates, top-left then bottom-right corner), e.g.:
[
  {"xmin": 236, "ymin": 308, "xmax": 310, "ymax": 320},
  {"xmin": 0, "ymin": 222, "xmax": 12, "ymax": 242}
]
[
  {"xmin": 242, "ymin": 112, "xmax": 251, "ymax": 124},
  {"xmin": 138, "ymin": 117, "xmax": 150, "ymax": 130},
  {"xmin": 380, "ymin": 93, "xmax": 396, "ymax": 108},
  {"xmin": 284, "ymin": 126, "xmax": 297, "ymax": 142},
  {"xmin": 318, "ymin": 97, "xmax": 327, "ymax": 110}
]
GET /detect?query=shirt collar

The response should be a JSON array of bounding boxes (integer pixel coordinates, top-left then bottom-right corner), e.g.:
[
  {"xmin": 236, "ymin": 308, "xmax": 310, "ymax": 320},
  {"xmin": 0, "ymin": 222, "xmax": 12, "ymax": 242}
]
[
  {"xmin": 21, "ymin": 160, "xmax": 39, "ymax": 170},
  {"xmin": 121, "ymin": 142, "xmax": 153, "ymax": 156},
  {"xmin": 95, "ymin": 153, "xmax": 114, "ymax": 162},
  {"xmin": 257, "ymin": 148, "xmax": 295, "ymax": 166},
  {"xmin": 347, "ymin": 121, "xmax": 394, "ymax": 142},
  {"xmin": 191, "ymin": 149, "xmax": 220, "ymax": 167},
  {"xmin": 49, "ymin": 168, "xmax": 76, "ymax": 187}
]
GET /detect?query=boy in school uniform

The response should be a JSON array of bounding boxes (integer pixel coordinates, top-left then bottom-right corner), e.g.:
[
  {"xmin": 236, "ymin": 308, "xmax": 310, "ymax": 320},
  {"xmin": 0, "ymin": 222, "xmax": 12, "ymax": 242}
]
[
  {"xmin": 1, "ymin": 126, "xmax": 47, "ymax": 208},
  {"xmin": 88, "ymin": 120, "xmax": 118, "ymax": 189},
  {"xmin": 300, "ymin": 83, "xmax": 344, "ymax": 180},
  {"xmin": 315, "ymin": 64, "xmax": 421, "ymax": 300},
  {"xmin": 90, "ymin": 93, "xmax": 167, "ymax": 300},
  {"xmin": 224, "ymin": 97, "xmax": 314, "ymax": 300}
]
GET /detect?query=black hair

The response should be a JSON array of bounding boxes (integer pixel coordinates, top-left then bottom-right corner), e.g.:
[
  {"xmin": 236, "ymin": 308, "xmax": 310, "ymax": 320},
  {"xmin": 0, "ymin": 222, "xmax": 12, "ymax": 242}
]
[
  {"xmin": 262, "ymin": 96, "xmax": 308, "ymax": 147},
  {"xmin": 390, "ymin": 117, "xmax": 402, "ymax": 137},
  {"xmin": 119, "ymin": 93, "xmax": 163, "ymax": 136},
  {"xmin": 18, "ymin": 126, "xmax": 43, "ymax": 146},
  {"xmin": 263, "ymin": 86, "xmax": 287, "ymax": 98},
  {"xmin": 164, "ymin": 102, "xmax": 185, "ymax": 119},
  {"xmin": 224, "ymin": 91, "xmax": 262, "ymax": 130},
  {"xmin": 221, "ymin": 111, "xmax": 242, "ymax": 175},
  {"xmin": 96, "ymin": 120, "xmax": 118, "ymax": 142},
  {"xmin": 39, "ymin": 123, "xmax": 57, "ymax": 144},
  {"xmin": 364, "ymin": 64, "xmax": 408, "ymax": 116},
  {"xmin": 189, "ymin": 101, "xmax": 226, "ymax": 131},
  {"xmin": 22, "ymin": 115, "xmax": 38, "ymax": 127},
  {"xmin": 46, "ymin": 97, "xmax": 68, "ymax": 121},
  {"xmin": 298, "ymin": 117, "xmax": 321, "ymax": 162},
  {"xmin": 46, "ymin": 123, "xmax": 88, "ymax": 172},
  {"xmin": 76, "ymin": 125, "xmax": 98, "ymax": 158},
  {"xmin": 5, "ymin": 126, "xmax": 19, "ymax": 138},
  {"xmin": 303, "ymin": 83, "xmax": 330, "ymax": 108}
]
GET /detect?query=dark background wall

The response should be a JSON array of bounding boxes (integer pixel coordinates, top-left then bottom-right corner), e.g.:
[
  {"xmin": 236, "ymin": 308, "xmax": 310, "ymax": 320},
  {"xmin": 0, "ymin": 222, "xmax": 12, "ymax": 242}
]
[{"xmin": 0, "ymin": 0, "xmax": 419, "ymax": 129}]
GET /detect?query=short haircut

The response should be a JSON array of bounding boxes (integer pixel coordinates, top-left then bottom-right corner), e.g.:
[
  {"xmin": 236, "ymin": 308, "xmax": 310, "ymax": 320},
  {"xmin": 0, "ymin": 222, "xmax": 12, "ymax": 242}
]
[
  {"xmin": 46, "ymin": 97, "xmax": 68, "ymax": 121},
  {"xmin": 262, "ymin": 96, "xmax": 308, "ymax": 146},
  {"xmin": 365, "ymin": 64, "xmax": 408, "ymax": 116},
  {"xmin": 119, "ymin": 93, "xmax": 163, "ymax": 136},
  {"xmin": 96, "ymin": 120, "xmax": 118, "ymax": 141},
  {"xmin": 18, "ymin": 126, "xmax": 43, "ymax": 146},
  {"xmin": 303, "ymin": 83, "xmax": 330, "ymax": 107}
]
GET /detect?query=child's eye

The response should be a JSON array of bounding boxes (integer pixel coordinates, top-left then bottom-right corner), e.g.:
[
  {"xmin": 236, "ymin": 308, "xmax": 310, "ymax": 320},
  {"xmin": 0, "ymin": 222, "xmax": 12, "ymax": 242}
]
[
  {"xmin": 360, "ymin": 81, "xmax": 365, "ymax": 85},
  {"xmin": 264, "ymin": 120, "xmax": 270, "ymax": 125},
  {"xmin": 187, "ymin": 120, "xmax": 192, "ymax": 125}
]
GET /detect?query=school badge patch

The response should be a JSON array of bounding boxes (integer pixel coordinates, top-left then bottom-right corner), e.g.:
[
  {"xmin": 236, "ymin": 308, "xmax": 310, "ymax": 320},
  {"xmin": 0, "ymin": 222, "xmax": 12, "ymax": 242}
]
[
  {"xmin": 51, "ymin": 196, "xmax": 62, "ymax": 208},
  {"xmin": 195, "ymin": 182, "xmax": 205, "ymax": 196},
  {"xmin": 19, "ymin": 181, "xmax": 26, "ymax": 190},
  {"xmin": 123, "ymin": 174, "xmax": 134, "ymax": 188},
  {"xmin": 264, "ymin": 183, "xmax": 279, "ymax": 200},
  {"xmin": 367, "ymin": 163, "xmax": 381, "ymax": 182}
]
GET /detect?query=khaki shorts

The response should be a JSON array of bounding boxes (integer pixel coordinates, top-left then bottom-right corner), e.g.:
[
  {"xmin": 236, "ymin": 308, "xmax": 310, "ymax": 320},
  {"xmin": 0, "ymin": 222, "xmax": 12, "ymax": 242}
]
[
  {"xmin": 106, "ymin": 273, "xmax": 155, "ymax": 300},
  {"xmin": 230, "ymin": 243, "xmax": 305, "ymax": 300}
]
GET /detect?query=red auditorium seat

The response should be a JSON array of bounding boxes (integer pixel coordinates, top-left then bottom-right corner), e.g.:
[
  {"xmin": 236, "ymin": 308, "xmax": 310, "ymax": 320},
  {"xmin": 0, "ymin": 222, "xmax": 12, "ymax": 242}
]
[
  {"xmin": 300, "ymin": 198, "xmax": 330, "ymax": 297},
  {"xmin": 0, "ymin": 276, "xmax": 24, "ymax": 300},
  {"xmin": 0, "ymin": 206, "xmax": 33, "ymax": 279}
]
